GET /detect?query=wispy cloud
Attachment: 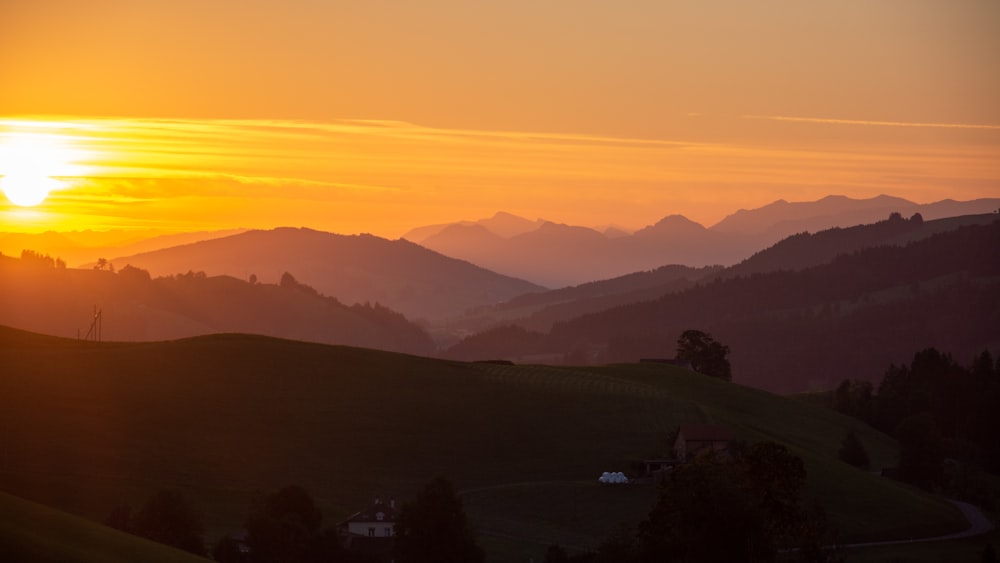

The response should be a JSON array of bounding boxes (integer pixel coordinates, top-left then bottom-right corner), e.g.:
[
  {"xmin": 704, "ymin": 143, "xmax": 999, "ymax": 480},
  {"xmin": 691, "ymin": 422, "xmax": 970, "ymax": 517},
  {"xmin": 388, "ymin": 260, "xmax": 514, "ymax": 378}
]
[
  {"xmin": 2, "ymin": 116, "xmax": 998, "ymax": 235},
  {"xmin": 744, "ymin": 115, "xmax": 1000, "ymax": 131}
]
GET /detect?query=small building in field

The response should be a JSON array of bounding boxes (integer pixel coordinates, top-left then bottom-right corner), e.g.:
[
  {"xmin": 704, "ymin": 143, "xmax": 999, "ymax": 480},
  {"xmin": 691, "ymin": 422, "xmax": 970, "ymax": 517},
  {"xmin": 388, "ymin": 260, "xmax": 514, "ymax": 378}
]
[
  {"xmin": 674, "ymin": 424, "xmax": 733, "ymax": 461},
  {"xmin": 339, "ymin": 496, "xmax": 397, "ymax": 543}
]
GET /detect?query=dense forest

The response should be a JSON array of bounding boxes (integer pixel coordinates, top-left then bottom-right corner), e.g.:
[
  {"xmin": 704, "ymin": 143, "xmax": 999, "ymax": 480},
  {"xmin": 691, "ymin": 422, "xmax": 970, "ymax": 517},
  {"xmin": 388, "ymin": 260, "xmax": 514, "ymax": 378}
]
[{"xmin": 833, "ymin": 348, "xmax": 1000, "ymax": 506}]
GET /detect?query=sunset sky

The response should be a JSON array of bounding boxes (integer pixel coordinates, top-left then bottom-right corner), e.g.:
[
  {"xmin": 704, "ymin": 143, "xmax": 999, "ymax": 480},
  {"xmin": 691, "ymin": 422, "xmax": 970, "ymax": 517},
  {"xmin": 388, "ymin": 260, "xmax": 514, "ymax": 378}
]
[{"xmin": 1, "ymin": 0, "xmax": 998, "ymax": 236}]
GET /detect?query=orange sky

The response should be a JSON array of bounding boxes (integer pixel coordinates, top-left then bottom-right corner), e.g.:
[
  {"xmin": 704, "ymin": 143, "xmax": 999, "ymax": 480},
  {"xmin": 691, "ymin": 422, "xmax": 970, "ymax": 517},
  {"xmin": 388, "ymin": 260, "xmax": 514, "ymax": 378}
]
[{"xmin": 1, "ymin": 1, "xmax": 998, "ymax": 236}]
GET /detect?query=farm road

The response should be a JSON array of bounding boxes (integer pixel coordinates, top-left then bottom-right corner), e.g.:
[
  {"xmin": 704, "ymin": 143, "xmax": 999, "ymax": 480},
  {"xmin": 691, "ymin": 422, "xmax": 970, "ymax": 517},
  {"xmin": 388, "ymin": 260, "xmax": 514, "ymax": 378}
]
[{"xmin": 838, "ymin": 499, "xmax": 994, "ymax": 549}]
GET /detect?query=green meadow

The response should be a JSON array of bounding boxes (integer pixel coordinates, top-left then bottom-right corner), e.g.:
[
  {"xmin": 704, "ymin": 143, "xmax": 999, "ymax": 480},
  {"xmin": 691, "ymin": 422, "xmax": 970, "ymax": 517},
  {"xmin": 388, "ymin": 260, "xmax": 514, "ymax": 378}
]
[{"xmin": 0, "ymin": 327, "xmax": 973, "ymax": 561}]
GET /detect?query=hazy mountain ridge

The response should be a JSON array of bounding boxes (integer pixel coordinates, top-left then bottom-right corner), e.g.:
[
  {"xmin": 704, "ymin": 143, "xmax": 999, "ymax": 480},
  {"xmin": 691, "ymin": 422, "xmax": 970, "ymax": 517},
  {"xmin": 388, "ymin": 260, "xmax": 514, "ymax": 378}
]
[
  {"xmin": 408, "ymin": 196, "xmax": 1000, "ymax": 287},
  {"xmin": 0, "ymin": 257, "xmax": 434, "ymax": 355},
  {"xmin": 102, "ymin": 227, "xmax": 546, "ymax": 322},
  {"xmin": 418, "ymin": 218, "xmax": 729, "ymax": 288},
  {"xmin": 445, "ymin": 219, "xmax": 1000, "ymax": 392},
  {"xmin": 439, "ymin": 213, "xmax": 990, "ymax": 339},
  {"xmin": 401, "ymin": 211, "xmax": 547, "ymax": 243},
  {"xmin": 441, "ymin": 264, "xmax": 722, "ymax": 340},
  {"xmin": 719, "ymin": 212, "xmax": 999, "ymax": 279},
  {"xmin": 0, "ymin": 228, "xmax": 246, "ymax": 268},
  {"xmin": 708, "ymin": 194, "xmax": 913, "ymax": 234}
]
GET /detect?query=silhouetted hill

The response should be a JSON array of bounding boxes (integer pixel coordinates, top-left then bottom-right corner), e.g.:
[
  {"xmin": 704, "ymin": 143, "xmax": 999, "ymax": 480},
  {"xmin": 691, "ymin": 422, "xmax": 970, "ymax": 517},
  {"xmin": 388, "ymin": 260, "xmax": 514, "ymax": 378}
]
[
  {"xmin": 409, "ymin": 196, "xmax": 1000, "ymax": 286},
  {"xmin": 0, "ymin": 257, "xmax": 434, "ymax": 355},
  {"xmin": 103, "ymin": 227, "xmax": 544, "ymax": 321},
  {"xmin": 445, "ymin": 220, "xmax": 1000, "ymax": 392},
  {"xmin": 721, "ymin": 212, "xmax": 999, "ymax": 279}
]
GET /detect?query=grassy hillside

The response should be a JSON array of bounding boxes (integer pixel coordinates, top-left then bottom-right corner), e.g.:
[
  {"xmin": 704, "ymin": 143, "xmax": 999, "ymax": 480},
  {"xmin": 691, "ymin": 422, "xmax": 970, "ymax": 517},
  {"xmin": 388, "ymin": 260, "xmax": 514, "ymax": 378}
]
[
  {"xmin": 0, "ymin": 490, "xmax": 210, "ymax": 563},
  {"xmin": 0, "ymin": 327, "xmax": 968, "ymax": 561}
]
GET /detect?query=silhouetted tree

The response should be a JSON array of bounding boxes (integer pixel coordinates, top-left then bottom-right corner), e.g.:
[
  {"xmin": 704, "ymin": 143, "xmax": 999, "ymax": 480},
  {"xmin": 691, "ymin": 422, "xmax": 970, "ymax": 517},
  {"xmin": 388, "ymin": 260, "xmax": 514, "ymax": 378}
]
[
  {"xmin": 675, "ymin": 329, "xmax": 732, "ymax": 381},
  {"xmin": 838, "ymin": 429, "xmax": 870, "ymax": 470},
  {"xmin": 393, "ymin": 477, "xmax": 484, "ymax": 563},
  {"xmin": 638, "ymin": 441, "xmax": 807, "ymax": 562},
  {"xmin": 795, "ymin": 505, "xmax": 843, "ymax": 563},
  {"xmin": 279, "ymin": 271, "xmax": 320, "ymax": 296},
  {"xmin": 118, "ymin": 264, "xmax": 152, "ymax": 283},
  {"xmin": 544, "ymin": 544, "xmax": 571, "ymax": 563},
  {"xmin": 246, "ymin": 485, "xmax": 323, "ymax": 563},
  {"xmin": 249, "ymin": 273, "xmax": 258, "ymax": 285},
  {"xmin": 895, "ymin": 413, "xmax": 944, "ymax": 490},
  {"xmin": 832, "ymin": 379, "xmax": 874, "ymax": 423},
  {"xmin": 20, "ymin": 249, "xmax": 58, "ymax": 268},
  {"xmin": 593, "ymin": 523, "xmax": 638, "ymax": 563},
  {"xmin": 131, "ymin": 489, "xmax": 206, "ymax": 555}
]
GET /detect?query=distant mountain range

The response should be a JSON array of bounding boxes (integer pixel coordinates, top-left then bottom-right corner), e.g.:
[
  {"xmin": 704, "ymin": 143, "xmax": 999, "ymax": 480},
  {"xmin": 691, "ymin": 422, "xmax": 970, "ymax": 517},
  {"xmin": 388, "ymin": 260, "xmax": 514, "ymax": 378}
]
[
  {"xmin": 101, "ymin": 227, "xmax": 545, "ymax": 322},
  {"xmin": 444, "ymin": 217, "xmax": 1000, "ymax": 392},
  {"xmin": 405, "ymin": 196, "xmax": 1000, "ymax": 287},
  {"xmin": 0, "ymin": 255, "xmax": 435, "ymax": 355}
]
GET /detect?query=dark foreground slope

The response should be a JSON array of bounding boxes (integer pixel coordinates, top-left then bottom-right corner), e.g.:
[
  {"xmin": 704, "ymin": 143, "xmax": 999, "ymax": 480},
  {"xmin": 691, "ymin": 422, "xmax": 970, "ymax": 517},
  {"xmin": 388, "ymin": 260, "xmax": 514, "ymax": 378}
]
[
  {"xmin": 0, "ymin": 328, "xmax": 966, "ymax": 561},
  {"xmin": 0, "ymin": 491, "xmax": 211, "ymax": 563}
]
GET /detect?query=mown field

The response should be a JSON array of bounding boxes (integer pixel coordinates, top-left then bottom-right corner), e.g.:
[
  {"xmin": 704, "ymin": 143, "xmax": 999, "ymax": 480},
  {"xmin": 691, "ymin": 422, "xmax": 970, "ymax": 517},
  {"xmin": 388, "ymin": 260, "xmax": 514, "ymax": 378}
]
[{"xmin": 0, "ymin": 326, "xmax": 972, "ymax": 562}]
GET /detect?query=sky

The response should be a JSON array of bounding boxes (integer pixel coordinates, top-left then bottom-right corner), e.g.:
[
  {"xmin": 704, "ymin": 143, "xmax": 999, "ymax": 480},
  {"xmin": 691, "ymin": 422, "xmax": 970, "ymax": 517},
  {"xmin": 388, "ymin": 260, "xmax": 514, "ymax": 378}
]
[{"xmin": 1, "ymin": 0, "xmax": 998, "ymax": 236}]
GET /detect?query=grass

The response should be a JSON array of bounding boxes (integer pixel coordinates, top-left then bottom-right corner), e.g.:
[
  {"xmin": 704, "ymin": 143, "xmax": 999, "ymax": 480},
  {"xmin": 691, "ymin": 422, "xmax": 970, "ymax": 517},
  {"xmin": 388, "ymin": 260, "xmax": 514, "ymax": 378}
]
[
  {"xmin": 0, "ymin": 327, "xmax": 975, "ymax": 562},
  {"xmin": 0, "ymin": 490, "xmax": 210, "ymax": 563}
]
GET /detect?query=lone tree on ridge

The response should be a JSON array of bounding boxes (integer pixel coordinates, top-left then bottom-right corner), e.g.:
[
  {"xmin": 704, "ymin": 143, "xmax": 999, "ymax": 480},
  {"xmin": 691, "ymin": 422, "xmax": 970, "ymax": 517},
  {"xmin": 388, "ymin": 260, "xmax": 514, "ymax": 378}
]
[{"xmin": 676, "ymin": 329, "xmax": 732, "ymax": 381}]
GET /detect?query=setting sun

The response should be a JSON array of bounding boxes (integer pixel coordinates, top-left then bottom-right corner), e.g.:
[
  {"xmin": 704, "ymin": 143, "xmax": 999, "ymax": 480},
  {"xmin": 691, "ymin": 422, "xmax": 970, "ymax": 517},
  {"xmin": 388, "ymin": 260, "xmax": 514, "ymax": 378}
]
[{"xmin": 0, "ymin": 129, "xmax": 85, "ymax": 207}]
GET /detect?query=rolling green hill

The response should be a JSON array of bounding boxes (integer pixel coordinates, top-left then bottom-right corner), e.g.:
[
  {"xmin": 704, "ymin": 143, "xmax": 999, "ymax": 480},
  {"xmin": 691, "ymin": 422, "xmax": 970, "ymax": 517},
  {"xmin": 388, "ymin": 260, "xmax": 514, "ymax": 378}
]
[
  {"xmin": 0, "ymin": 490, "xmax": 210, "ymax": 563},
  {"xmin": 0, "ymin": 327, "xmax": 968, "ymax": 561}
]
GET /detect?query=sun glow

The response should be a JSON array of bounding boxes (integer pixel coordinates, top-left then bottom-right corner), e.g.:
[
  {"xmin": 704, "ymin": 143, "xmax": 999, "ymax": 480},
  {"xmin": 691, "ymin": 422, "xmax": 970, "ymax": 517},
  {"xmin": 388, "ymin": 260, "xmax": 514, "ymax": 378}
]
[{"xmin": 0, "ymin": 129, "xmax": 87, "ymax": 207}]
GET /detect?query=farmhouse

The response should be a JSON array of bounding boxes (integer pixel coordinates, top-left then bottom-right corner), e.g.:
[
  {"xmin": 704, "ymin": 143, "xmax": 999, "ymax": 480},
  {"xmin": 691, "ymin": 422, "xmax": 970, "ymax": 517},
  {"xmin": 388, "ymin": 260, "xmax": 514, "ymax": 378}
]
[
  {"xmin": 674, "ymin": 424, "xmax": 733, "ymax": 461},
  {"xmin": 339, "ymin": 496, "xmax": 397, "ymax": 540}
]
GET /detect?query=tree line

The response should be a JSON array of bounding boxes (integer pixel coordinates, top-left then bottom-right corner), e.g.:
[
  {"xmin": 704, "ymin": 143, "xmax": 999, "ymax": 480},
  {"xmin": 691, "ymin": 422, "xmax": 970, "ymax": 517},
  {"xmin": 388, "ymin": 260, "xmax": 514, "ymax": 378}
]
[
  {"xmin": 106, "ymin": 477, "xmax": 483, "ymax": 563},
  {"xmin": 832, "ymin": 347, "xmax": 1000, "ymax": 506}
]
